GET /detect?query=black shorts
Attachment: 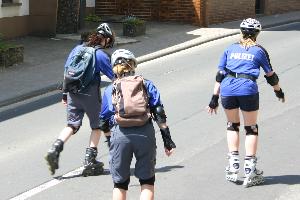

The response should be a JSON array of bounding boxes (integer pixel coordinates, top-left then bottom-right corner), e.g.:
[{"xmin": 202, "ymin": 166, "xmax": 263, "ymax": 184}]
[{"xmin": 221, "ymin": 93, "xmax": 259, "ymax": 111}]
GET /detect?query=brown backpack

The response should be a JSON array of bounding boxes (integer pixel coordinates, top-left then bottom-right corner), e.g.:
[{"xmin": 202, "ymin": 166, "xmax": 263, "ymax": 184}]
[{"xmin": 112, "ymin": 75, "xmax": 151, "ymax": 127}]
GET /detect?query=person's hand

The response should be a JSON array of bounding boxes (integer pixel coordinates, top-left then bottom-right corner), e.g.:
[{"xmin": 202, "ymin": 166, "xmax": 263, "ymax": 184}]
[
  {"xmin": 160, "ymin": 127, "xmax": 176, "ymax": 156},
  {"xmin": 207, "ymin": 94, "xmax": 219, "ymax": 114},
  {"xmin": 62, "ymin": 93, "xmax": 67, "ymax": 106},
  {"xmin": 164, "ymin": 148, "xmax": 174, "ymax": 157},
  {"xmin": 274, "ymin": 88, "xmax": 285, "ymax": 103}
]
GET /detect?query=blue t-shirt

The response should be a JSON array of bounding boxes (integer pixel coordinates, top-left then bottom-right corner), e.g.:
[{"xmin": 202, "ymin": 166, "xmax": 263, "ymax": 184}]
[
  {"xmin": 64, "ymin": 45, "xmax": 114, "ymax": 82},
  {"xmin": 100, "ymin": 78, "xmax": 163, "ymax": 126},
  {"xmin": 218, "ymin": 43, "xmax": 273, "ymax": 96}
]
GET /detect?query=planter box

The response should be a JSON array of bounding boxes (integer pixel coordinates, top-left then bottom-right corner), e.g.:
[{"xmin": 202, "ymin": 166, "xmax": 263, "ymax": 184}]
[
  {"xmin": 84, "ymin": 21, "xmax": 100, "ymax": 30},
  {"xmin": 123, "ymin": 23, "xmax": 146, "ymax": 37},
  {"xmin": 0, "ymin": 45, "xmax": 24, "ymax": 68}
]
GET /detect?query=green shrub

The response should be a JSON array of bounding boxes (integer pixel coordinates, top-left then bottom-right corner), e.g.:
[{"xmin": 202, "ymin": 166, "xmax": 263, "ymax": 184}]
[
  {"xmin": 123, "ymin": 16, "xmax": 145, "ymax": 26},
  {"xmin": 0, "ymin": 33, "xmax": 16, "ymax": 52},
  {"xmin": 85, "ymin": 14, "xmax": 101, "ymax": 22}
]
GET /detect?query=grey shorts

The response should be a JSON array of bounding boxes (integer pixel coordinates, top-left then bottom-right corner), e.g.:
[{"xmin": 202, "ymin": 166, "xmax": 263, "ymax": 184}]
[
  {"xmin": 109, "ymin": 121, "xmax": 157, "ymax": 183},
  {"xmin": 67, "ymin": 81, "xmax": 101, "ymax": 129}
]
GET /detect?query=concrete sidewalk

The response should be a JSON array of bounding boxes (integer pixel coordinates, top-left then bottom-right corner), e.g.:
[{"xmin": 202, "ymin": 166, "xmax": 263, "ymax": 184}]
[{"xmin": 0, "ymin": 11, "xmax": 299, "ymax": 108}]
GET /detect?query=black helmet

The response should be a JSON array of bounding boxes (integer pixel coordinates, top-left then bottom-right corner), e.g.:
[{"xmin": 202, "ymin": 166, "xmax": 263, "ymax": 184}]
[{"xmin": 96, "ymin": 23, "xmax": 115, "ymax": 47}]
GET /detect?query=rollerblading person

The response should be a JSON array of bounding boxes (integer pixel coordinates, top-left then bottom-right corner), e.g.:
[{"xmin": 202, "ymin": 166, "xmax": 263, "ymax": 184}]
[
  {"xmin": 45, "ymin": 23, "xmax": 115, "ymax": 176},
  {"xmin": 99, "ymin": 49, "xmax": 176, "ymax": 199},
  {"xmin": 82, "ymin": 147, "xmax": 104, "ymax": 176},
  {"xmin": 207, "ymin": 18, "xmax": 285, "ymax": 187},
  {"xmin": 243, "ymin": 156, "xmax": 264, "ymax": 187},
  {"xmin": 225, "ymin": 151, "xmax": 240, "ymax": 182}
]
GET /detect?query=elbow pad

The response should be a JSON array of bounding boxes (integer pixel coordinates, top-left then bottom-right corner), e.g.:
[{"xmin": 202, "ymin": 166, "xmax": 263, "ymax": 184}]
[
  {"xmin": 151, "ymin": 105, "xmax": 167, "ymax": 123},
  {"xmin": 264, "ymin": 72, "xmax": 279, "ymax": 86},
  {"xmin": 216, "ymin": 70, "xmax": 225, "ymax": 83},
  {"xmin": 99, "ymin": 118, "xmax": 110, "ymax": 133}
]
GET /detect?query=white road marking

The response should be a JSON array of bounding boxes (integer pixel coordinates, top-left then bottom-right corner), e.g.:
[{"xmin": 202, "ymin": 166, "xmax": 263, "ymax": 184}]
[{"xmin": 9, "ymin": 167, "xmax": 84, "ymax": 200}]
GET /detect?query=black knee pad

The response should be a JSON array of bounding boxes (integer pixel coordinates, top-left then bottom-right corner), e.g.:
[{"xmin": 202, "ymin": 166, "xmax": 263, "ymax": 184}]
[
  {"xmin": 114, "ymin": 178, "xmax": 130, "ymax": 191},
  {"xmin": 67, "ymin": 125, "xmax": 80, "ymax": 134},
  {"xmin": 245, "ymin": 124, "xmax": 258, "ymax": 135},
  {"xmin": 227, "ymin": 122, "xmax": 240, "ymax": 132},
  {"xmin": 139, "ymin": 176, "xmax": 155, "ymax": 186}
]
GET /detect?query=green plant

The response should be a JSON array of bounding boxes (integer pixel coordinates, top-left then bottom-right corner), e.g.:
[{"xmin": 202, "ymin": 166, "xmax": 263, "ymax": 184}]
[
  {"xmin": 123, "ymin": 15, "xmax": 145, "ymax": 26},
  {"xmin": 0, "ymin": 34, "xmax": 15, "ymax": 52},
  {"xmin": 84, "ymin": 14, "xmax": 101, "ymax": 22}
]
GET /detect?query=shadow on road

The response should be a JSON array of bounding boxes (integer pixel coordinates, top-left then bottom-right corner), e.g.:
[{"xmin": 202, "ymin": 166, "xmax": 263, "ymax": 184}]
[
  {"xmin": 155, "ymin": 165, "xmax": 184, "ymax": 173},
  {"xmin": 264, "ymin": 175, "xmax": 300, "ymax": 185},
  {"xmin": 0, "ymin": 81, "xmax": 112, "ymax": 123}
]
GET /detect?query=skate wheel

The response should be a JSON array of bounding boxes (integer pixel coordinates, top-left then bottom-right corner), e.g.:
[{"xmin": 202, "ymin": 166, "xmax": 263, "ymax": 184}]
[{"xmin": 82, "ymin": 167, "xmax": 104, "ymax": 177}]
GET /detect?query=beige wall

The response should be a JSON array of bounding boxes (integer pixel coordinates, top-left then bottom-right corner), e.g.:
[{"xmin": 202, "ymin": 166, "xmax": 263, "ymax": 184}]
[
  {"xmin": 29, "ymin": 0, "xmax": 57, "ymax": 37},
  {"xmin": 0, "ymin": 15, "xmax": 30, "ymax": 38},
  {"xmin": 0, "ymin": 0, "xmax": 57, "ymax": 38}
]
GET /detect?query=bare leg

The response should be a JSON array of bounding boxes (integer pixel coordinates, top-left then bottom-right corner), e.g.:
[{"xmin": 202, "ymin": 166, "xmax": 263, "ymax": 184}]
[
  {"xmin": 89, "ymin": 129, "xmax": 101, "ymax": 148},
  {"xmin": 224, "ymin": 108, "xmax": 240, "ymax": 152},
  {"xmin": 140, "ymin": 184, "xmax": 154, "ymax": 200},
  {"xmin": 241, "ymin": 110, "xmax": 258, "ymax": 156},
  {"xmin": 113, "ymin": 188, "xmax": 127, "ymax": 200},
  {"xmin": 58, "ymin": 126, "xmax": 73, "ymax": 142}
]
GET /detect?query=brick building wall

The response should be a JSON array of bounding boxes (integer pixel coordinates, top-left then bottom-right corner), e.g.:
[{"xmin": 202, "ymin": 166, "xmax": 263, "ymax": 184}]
[
  {"xmin": 95, "ymin": 0, "xmax": 200, "ymax": 23},
  {"xmin": 206, "ymin": 0, "xmax": 255, "ymax": 25},
  {"xmin": 265, "ymin": 0, "xmax": 300, "ymax": 15},
  {"xmin": 95, "ymin": 0, "xmax": 300, "ymax": 26}
]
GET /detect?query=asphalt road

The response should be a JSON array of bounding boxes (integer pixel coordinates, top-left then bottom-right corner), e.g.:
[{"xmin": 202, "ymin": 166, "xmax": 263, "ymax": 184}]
[{"xmin": 0, "ymin": 22, "xmax": 299, "ymax": 200}]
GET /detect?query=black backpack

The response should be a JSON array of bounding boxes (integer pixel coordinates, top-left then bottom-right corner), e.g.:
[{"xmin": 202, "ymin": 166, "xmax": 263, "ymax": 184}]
[{"xmin": 63, "ymin": 45, "xmax": 97, "ymax": 93}]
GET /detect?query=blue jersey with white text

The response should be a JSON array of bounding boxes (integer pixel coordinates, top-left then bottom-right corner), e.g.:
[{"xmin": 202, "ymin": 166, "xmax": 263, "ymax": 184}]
[
  {"xmin": 100, "ymin": 78, "xmax": 162, "ymax": 127},
  {"xmin": 218, "ymin": 43, "xmax": 273, "ymax": 96}
]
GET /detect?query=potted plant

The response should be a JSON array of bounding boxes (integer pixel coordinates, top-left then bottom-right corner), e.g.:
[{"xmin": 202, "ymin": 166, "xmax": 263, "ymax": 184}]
[
  {"xmin": 123, "ymin": 15, "xmax": 146, "ymax": 37},
  {"xmin": 0, "ymin": 34, "xmax": 24, "ymax": 69},
  {"xmin": 84, "ymin": 14, "xmax": 101, "ymax": 30}
]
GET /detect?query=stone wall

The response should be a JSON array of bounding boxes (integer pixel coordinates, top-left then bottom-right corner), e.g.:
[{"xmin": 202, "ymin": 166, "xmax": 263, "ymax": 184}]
[{"xmin": 56, "ymin": 0, "xmax": 80, "ymax": 34}]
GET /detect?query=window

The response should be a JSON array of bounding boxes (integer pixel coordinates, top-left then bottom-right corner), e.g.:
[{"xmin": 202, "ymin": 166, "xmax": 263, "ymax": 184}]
[
  {"xmin": 1, "ymin": 0, "xmax": 22, "ymax": 7},
  {"xmin": 2, "ymin": 0, "xmax": 13, "ymax": 3}
]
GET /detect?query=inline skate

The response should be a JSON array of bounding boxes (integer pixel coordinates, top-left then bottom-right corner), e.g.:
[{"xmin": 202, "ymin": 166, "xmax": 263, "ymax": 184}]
[
  {"xmin": 82, "ymin": 147, "xmax": 104, "ymax": 177},
  {"xmin": 225, "ymin": 151, "xmax": 240, "ymax": 182},
  {"xmin": 243, "ymin": 156, "xmax": 264, "ymax": 187}
]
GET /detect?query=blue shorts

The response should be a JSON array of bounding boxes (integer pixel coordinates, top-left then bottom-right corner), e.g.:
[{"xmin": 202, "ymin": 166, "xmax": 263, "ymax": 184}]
[
  {"xmin": 221, "ymin": 93, "xmax": 259, "ymax": 111},
  {"xmin": 109, "ymin": 121, "xmax": 156, "ymax": 184}
]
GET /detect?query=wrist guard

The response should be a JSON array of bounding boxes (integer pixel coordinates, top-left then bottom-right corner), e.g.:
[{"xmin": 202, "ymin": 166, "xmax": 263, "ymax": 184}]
[
  {"xmin": 160, "ymin": 127, "xmax": 176, "ymax": 150},
  {"xmin": 209, "ymin": 95, "xmax": 219, "ymax": 109},
  {"xmin": 274, "ymin": 88, "xmax": 284, "ymax": 99},
  {"xmin": 264, "ymin": 72, "xmax": 279, "ymax": 86},
  {"xmin": 62, "ymin": 93, "xmax": 67, "ymax": 101},
  {"xmin": 105, "ymin": 135, "xmax": 111, "ymax": 148}
]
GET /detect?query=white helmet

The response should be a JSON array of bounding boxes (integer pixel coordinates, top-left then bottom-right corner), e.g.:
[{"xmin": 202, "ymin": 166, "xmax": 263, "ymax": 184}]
[
  {"xmin": 111, "ymin": 49, "xmax": 137, "ymax": 68},
  {"xmin": 240, "ymin": 18, "xmax": 262, "ymax": 36},
  {"xmin": 96, "ymin": 23, "xmax": 115, "ymax": 47}
]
